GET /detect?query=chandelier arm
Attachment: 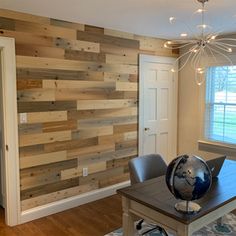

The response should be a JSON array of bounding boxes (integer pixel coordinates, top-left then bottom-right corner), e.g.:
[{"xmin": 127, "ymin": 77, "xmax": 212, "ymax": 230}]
[
  {"xmin": 172, "ymin": 45, "xmax": 198, "ymax": 71},
  {"xmin": 210, "ymin": 43, "xmax": 232, "ymax": 53},
  {"xmin": 214, "ymin": 38, "xmax": 236, "ymax": 43},
  {"xmin": 213, "ymin": 40, "xmax": 236, "ymax": 47},
  {"xmin": 206, "ymin": 45, "xmax": 218, "ymax": 63},
  {"xmin": 190, "ymin": 48, "xmax": 201, "ymax": 68},
  {"xmin": 209, "ymin": 47, "xmax": 233, "ymax": 66},
  {"xmin": 178, "ymin": 50, "xmax": 196, "ymax": 71},
  {"xmin": 194, "ymin": 48, "xmax": 204, "ymax": 69},
  {"xmin": 164, "ymin": 41, "xmax": 197, "ymax": 50}
]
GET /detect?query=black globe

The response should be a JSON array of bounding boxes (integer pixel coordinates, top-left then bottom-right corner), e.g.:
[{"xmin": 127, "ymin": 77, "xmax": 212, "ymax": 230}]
[{"xmin": 166, "ymin": 154, "xmax": 212, "ymax": 201}]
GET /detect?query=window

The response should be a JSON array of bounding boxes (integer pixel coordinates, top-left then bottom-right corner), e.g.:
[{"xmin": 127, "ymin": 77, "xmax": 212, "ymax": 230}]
[{"xmin": 205, "ymin": 66, "xmax": 236, "ymax": 144}]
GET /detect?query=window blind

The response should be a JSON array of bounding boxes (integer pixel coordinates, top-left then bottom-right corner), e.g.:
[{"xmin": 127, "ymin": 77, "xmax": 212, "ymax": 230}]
[{"xmin": 205, "ymin": 66, "xmax": 236, "ymax": 144}]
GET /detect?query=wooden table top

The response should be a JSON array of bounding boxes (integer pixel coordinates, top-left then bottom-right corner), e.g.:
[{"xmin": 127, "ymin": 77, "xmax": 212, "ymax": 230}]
[{"xmin": 118, "ymin": 159, "xmax": 236, "ymax": 224}]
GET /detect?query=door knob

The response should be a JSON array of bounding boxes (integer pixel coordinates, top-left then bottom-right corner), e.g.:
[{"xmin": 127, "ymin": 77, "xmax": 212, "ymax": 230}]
[{"xmin": 144, "ymin": 127, "xmax": 150, "ymax": 131}]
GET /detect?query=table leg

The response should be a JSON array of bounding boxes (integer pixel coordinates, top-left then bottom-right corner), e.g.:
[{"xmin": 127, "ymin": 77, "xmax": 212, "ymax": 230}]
[
  {"xmin": 176, "ymin": 223, "xmax": 190, "ymax": 236},
  {"xmin": 122, "ymin": 197, "xmax": 135, "ymax": 236}
]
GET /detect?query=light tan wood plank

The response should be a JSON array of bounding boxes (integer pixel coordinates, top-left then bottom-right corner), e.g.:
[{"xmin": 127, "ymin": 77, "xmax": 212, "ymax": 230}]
[
  {"xmin": 116, "ymin": 82, "xmax": 138, "ymax": 91},
  {"xmin": 20, "ymin": 151, "xmax": 67, "ymax": 169},
  {"xmin": 69, "ymin": 107, "xmax": 137, "ymax": 120},
  {"xmin": 43, "ymin": 79, "xmax": 114, "ymax": 89},
  {"xmin": 21, "ymin": 182, "xmax": 98, "ymax": 210},
  {"xmin": 54, "ymin": 38, "xmax": 100, "ymax": 53},
  {"xmin": 15, "ymin": 20, "xmax": 76, "ymax": 40},
  {"xmin": 0, "ymin": 30, "xmax": 53, "ymax": 47},
  {"xmin": 77, "ymin": 99, "xmax": 137, "ymax": 110},
  {"xmin": 16, "ymin": 56, "xmax": 138, "ymax": 74},
  {"xmin": 43, "ymin": 120, "xmax": 77, "ymax": 133},
  {"xmin": 18, "ymin": 111, "xmax": 67, "ymax": 124},
  {"xmin": 17, "ymin": 79, "xmax": 42, "ymax": 90},
  {"xmin": 106, "ymin": 54, "xmax": 137, "ymax": 65},
  {"xmin": 114, "ymin": 123, "xmax": 138, "ymax": 134},
  {"xmin": 19, "ymin": 130, "xmax": 71, "ymax": 147},
  {"xmin": 44, "ymin": 137, "xmax": 98, "ymax": 153},
  {"xmin": 16, "ymin": 44, "xmax": 65, "ymax": 59},
  {"xmin": 104, "ymin": 29, "xmax": 134, "ymax": 40},
  {"xmin": 61, "ymin": 162, "xmax": 107, "ymax": 180},
  {"xmin": 0, "ymin": 9, "xmax": 50, "ymax": 24}
]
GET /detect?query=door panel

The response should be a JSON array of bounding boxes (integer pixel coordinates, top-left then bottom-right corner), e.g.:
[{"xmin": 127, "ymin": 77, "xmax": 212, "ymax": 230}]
[{"xmin": 139, "ymin": 55, "xmax": 178, "ymax": 163}]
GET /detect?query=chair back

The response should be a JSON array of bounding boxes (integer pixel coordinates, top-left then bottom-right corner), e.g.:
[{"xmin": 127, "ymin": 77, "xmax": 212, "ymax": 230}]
[{"xmin": 129, "ymin": 154, "xmax": 167, "ymax": 185}]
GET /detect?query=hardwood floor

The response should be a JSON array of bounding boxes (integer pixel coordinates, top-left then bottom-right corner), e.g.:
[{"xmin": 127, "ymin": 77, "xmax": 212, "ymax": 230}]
[
  {"xmin": 2, "ymin": 194, "xmax": 235, "ymax": 236},
  {"xmin": 0, "ymin": 195, "xmax": 122, "ymax": 236}
]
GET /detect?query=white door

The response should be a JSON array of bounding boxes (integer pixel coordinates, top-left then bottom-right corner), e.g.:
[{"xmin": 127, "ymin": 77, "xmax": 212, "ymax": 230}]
[{"xmin": 139, "ymin": 55, "xmax": 178, "ymax": 163}]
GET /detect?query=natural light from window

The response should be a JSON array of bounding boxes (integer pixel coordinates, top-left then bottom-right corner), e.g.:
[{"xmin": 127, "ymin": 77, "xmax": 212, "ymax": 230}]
[{"xmin": 205, "ymin": 66, "xmax": 236, "ymax": 145}]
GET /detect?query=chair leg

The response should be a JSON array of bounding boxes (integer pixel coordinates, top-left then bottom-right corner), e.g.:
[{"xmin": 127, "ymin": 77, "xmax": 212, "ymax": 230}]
[{"xmin": 136, "ymin": 219, "xmax": 144, "ymax": 230}]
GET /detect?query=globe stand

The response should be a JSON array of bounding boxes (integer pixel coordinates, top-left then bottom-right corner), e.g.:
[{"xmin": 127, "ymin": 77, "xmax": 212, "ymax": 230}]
[{"xmin": 175, "ymin": 201, "xmax": 201, "ymax": 214}]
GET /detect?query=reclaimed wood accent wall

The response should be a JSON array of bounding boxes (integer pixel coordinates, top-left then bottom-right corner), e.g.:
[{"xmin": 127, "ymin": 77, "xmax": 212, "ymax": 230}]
[{"xmin": 0, "ymin": 9, "xmax": 178, "ymax": 211}]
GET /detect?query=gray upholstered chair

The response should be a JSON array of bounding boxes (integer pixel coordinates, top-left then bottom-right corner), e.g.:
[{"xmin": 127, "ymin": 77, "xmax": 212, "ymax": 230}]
[{"xmin": 128, "ymin": 154, "xmax": 168, "ymax": 235}]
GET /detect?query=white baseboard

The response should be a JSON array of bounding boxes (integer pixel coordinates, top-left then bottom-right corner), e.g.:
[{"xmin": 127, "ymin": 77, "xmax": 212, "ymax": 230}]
[{"xmin": 20, "ymin": 180, "xmax": 130, "ymax": 224}]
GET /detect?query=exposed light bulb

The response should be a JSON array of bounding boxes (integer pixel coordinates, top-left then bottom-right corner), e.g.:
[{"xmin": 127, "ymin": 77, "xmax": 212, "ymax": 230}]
[
  {"xmin": 169, "ymin": 17, "xmax": 176, "ymax": 24},
  {"xmin": 180, "ymin": 33, "xmax": 188, "ymax": 37},
  {"xmin": 211, "ymin": 35, "xmax": 216, "ymax": 40},
  {"xmin": 171, "ymin": 68, "xmax": 175, "ymax": 73},
  {"xmin": 228, "ymin": 48, "xmax": 232, "ymax": 52}
]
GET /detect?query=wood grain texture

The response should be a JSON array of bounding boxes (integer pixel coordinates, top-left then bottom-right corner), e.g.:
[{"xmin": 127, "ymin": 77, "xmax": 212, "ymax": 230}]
[
  {"xmin": 0, "ymin": 195, "xmax": 123, "ymax": 236},
  {"xmin": 0, "ymin": 8, "xmax": 178, "ymax": 210}
]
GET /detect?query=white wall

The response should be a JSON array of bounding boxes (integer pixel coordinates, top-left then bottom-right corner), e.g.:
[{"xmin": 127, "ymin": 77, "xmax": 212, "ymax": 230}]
[{"xmin": 176, "ymin": 42, "xmax": 236, "ymax": 160}]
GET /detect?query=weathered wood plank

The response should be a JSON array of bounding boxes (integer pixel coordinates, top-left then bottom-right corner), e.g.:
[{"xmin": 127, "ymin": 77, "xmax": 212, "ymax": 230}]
[
  {"xmin": 20, "ymin": 151, "xmax": 67, "ymax": 169},
  {"xmin": 19, "ymin": 124, "xmax": 42, "ymax": 136},
  {"xmin": 21, "ymin": 177, "xmax": 80, "ymax": 200},
  {"xmin": 15, "ymin": 20, "xmax": 77, "ymax": 39},
  {"xmin": 17, "ymin": 89, "xmax": 55, "ymax": 102},
  {"xmin": 44, "ymin": 137, "xmax": 98, "ymax": 153},
  {"xmin": 18, "ymin": 101, "xmax": 77, "ymax": 113},
  {"xmin": 18, "ymin": 111, "xmax": 67, "ymax": 124},
  {"xmin": 116, "ymin": 82, "xmax": 138, "ymax": 91},
  {"xmin": 0, "ymin": 9, "xmax": 50, "ymax": 24},
  {"xmin": 114, "ymin": 123, "xmax": 138, "ymax": 134},
  {"xmin": 104, "ymin": 29, "xmax": 134, "ymax": 40},
  {"xmin": 43, "ymin": 120, "xmax": 77, "ymax": 133},
  {"xmin": 79, "ymin": 166, "xmax": 124, "ymax": 185},
  {"xmin": 19, "ymin": 130, "xmax": 71, "ymax": 147},
  {"xmin": 17, "ymin": 68, "xmax": 104, "ymax": 81},
  {"xmin": 77, "ymin": 99, "xmax": 137, "ymax": 110},
  {"xmin": 50, "ymin": 18, "xmax": 84, "ymax": 31},
  {"xmin": 77, "ymin": 31, "xmax": 140, "ymax": 49},
  {"xmin": 0, "ymin": 30, "xmax": 54, "ymax": 47},
  {"xmin": 61, "ymin": 162, "xmax": 107, "ymax": 180},
  {"xmin": 68, "ymin": 107, "xmax": 137, "ymax": 120},
  {"xmin": 106, "ymin": 54, "xmax": 137, "ymax": 65},
  {"xmin": 21, "ymin": 182, "xmax": 98, "ymax": 210},
  {"xmin": 0, "ymin": 17, "xmax": 15, "ymax": 30},
  {"xmin": 17, "ymin": 79, "xmax": 42, "ymax": 90},
  {"xmin": 43, "ymin": 79, "xmax": 115, "ymax": 89},
  {"xmin": 65, "ymin": 50, "xmax": 106, "ymax": 63},
  {"xmin": 85, "ymin": 25, "xmax": 104, "ymax": 34},
  {"xmin": 99, "ymin": 172, "xmax": 129, "ymax": 188},
  {"xmin": 16, "ymin": 56, "xmax": 138, "ymax": 74},
  {"xmin": 72, "ymin": 126, "xmax": 113, "ymax": 140},
  {"xmin": 20, "ymin": 159, "xmax": 77, "ymax": 190},
  {"xmin": 67, "ymin": 143, "xmax": 115, "ymax": 160},
  {"xmin": 16, "ymin": 44, "xmax": 65, "ymax": 59},
  {"xmin": 54, "ymin": 38, "xmax": 100, "ymax": 53}
]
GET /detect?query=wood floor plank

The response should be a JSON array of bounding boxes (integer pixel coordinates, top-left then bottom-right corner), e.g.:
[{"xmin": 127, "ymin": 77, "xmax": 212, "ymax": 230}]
[{"xmin": 0, "ymin": 195, "xmax": 122, "ymax": 236}]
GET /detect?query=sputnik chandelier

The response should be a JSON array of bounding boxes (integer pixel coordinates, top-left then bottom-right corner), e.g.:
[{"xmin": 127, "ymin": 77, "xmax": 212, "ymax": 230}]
[{"xmin": 164, "ymin": 0, "xmax": 236, "ymax": 85}]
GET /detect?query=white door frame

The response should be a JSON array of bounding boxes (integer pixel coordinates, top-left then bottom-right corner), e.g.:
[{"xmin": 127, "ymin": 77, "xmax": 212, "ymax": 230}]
[
  {"xmin": 139, "ymin": 54, "xmax": 178, "ymax": 161},
  {"xmin": 0, "ymin": 36, "xmax": 20, "ymax": 226}
]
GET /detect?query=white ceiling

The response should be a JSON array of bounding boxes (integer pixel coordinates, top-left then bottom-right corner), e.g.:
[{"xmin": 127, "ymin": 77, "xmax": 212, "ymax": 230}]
[{"xmin": 0, "ymin": 0, "xmax": 236, "ymax": 39}]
